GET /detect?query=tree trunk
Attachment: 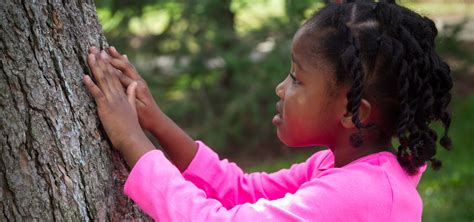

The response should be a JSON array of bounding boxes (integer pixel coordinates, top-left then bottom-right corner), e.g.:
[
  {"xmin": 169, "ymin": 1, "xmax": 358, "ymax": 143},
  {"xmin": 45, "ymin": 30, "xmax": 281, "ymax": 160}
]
[{"xmin": 0, "ymin": 1, "xmax": 149, "ymax": 220}]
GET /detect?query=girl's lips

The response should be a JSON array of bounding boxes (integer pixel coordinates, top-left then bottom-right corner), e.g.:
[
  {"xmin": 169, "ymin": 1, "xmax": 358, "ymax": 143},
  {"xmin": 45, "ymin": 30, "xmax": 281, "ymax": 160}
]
[
  {"xmin": 276, "ymin": 101, "xmax": 282, "ymax": 114},
  {"xmin": 272, "ymin": 114, "xmax": 283, "ymax": 125},
  {"xmin": 273, "ymin": 101, "xmax": 283, "ymax": 125}
]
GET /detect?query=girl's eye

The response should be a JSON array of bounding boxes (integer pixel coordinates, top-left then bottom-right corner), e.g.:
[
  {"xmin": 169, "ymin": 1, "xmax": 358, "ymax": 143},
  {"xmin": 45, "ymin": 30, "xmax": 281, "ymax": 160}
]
[{"xmin": 289, "ymin": 72, "xmax": 300, "ymax": 84}]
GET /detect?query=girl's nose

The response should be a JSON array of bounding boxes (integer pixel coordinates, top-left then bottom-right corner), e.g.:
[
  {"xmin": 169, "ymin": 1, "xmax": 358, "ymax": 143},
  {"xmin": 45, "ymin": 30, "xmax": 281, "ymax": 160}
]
[{"xmin": 275, "ymin": 80, "xmax": 285, "ymax": 99}]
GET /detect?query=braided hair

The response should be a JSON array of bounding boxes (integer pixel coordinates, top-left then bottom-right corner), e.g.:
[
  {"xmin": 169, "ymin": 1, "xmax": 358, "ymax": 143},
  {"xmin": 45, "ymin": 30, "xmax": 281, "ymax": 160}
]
[{"xmin": 302, "ymin": 0, "xmax": 452, "ymax": 175}]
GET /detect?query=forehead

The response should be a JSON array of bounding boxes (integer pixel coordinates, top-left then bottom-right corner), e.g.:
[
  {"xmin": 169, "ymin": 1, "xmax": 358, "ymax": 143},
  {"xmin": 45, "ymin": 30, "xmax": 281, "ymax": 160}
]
[
  {"xmin": 291, "ymin": 26, "xmax": 311, "ymax": 58},
  {"xmin": 291, "ymin": 26, "xmax": 332, "ymax": 71},
  {"xmin": 291, "ymin": 26, "xmax": 340, "ymax": 93}
]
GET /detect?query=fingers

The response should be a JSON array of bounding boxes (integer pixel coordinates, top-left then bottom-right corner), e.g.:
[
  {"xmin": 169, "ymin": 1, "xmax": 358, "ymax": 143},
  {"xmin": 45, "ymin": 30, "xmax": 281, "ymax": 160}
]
[
  {"xmin": 119, "ymin": 73, "xmax": 135, "ymax": 87},
  {"xmin": 99, "ymin": 51, "xmax": 123, "ymax": 91},
  {"xmin": 87, "ymin": 53, "xmax": 106, "ymax": 88},
  {"xmin": 88, "ymin": 46, "xmax": 98, "ymax": 55},
  {"xmin": 90, "ymin": 46, "xmax": 140, "ymax": 81},
  {"xmin": 109, "ymin": 58, "xmax": 140, "ymax": 79},
  {"xmin": 97, "ymin": 51, "xmax": 110, "ymax": 71},
  {"xmin": 108, "ymin": 46, "xmax": 127, "ymax": 61},
  {"xmin": 106, "ymin": 47, "xmax": 141, "ymax": 80},
  {"xmin": 88, "ymin": 46, "xmax": 141, "ymax": 95},
  {"xmin": 127, "ymin": 81, "xmax": 138, "ymax": 114},
  {"xmin": 83, "ymin": 75, "xmax": 105, "ymax": 103},
  {"xmin": 88, "ymin": 49, "xmax": 124, "ymax": 97}
]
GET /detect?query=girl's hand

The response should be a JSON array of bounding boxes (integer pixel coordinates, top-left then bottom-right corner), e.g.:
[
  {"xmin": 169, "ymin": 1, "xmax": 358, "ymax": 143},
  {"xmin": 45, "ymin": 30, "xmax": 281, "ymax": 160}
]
[
  {"xmin": 87, "ymin": 47, "xmax": 197, "ymax": 172},
  {"xmin": 84, "ymin": 50, "xmax": 151, "ymax": 156},
  {"xmin": 88, "ymin": 47, "xmax": 164, "ymax": 132}
]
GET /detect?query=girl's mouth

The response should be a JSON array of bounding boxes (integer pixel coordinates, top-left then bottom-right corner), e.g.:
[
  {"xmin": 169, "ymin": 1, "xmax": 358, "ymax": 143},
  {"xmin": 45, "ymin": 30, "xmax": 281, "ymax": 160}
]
[
  {"xmin": 272, "ymin": 113, "xmax": 283, "ymax": 125},
  {"xmin": 273, "ymin": 102, "xmax": 283, "ymax": 125}
]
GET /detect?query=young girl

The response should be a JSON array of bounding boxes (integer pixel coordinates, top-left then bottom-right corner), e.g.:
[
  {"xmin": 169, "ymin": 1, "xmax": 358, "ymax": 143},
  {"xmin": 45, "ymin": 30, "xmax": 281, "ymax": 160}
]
[{"xmin": 83, "ymin": 1, "xmax": 452, "ymax": 221}]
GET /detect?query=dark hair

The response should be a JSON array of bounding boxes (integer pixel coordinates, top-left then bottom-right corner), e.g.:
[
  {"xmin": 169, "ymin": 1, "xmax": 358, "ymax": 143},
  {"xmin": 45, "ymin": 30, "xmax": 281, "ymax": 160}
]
[{"xmin": 302, "ymin": 0, "xmax": 452, "ymax": 175}]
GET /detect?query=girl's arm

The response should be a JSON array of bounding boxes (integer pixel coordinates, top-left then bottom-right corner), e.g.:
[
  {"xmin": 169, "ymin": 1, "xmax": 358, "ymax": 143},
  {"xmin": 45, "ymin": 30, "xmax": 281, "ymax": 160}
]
[
  {"xmin": 95, "ymin": 47, "xmax": 318, "ymax": 206},
  {"xmin": 84, "ymin": 48, "xmax": 395, "ymax": 221},
  {"xmin": 142, "ymin": 106, "xmax": 199, "ymax": 173},
  {"xmin": 181, "ymin": 141, "xmax": 324, "ymax": 208},
  {"xmin": 124, "ymin": 148, "xmax": 394, "ymax": 221}
]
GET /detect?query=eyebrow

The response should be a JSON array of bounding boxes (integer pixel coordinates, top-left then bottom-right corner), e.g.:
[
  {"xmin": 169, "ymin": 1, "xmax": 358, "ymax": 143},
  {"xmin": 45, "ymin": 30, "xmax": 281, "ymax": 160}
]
[{"xmin": 291, "ymin": 54, "xmax": 304, "ymax": 71}]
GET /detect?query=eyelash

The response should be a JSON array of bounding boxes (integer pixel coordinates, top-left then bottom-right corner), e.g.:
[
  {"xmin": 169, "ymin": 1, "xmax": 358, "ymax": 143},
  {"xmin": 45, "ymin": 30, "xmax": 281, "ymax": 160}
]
[{"xmin": 289, "ymin": 72, "xmax": 300, "ymax": 84}]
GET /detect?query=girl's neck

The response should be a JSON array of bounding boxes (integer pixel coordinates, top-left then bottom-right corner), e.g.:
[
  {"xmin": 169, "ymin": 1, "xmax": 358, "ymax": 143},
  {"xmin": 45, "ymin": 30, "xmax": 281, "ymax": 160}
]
[{"xmin": 331, "ymin": 139, "xmax": 395, "ymax": 168}]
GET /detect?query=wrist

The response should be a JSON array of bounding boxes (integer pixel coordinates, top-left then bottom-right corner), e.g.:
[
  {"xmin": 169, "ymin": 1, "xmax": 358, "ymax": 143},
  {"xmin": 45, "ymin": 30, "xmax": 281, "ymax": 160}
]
[
  {"xmin": 147, "ymin": 109, "xmax": 169, "ymax": 136},
  {"xmin": 117, "ymin": 131, "xmax": 150, "ymax": 152},
  {"xmin": 118, "ymin": 132, "xmax": 156, "ymax": 168}
]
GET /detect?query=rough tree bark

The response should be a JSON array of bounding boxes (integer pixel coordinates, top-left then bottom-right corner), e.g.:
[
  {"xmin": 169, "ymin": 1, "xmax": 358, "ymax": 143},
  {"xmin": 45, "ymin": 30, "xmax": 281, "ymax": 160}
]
[{"xmin": 0, "ymin": 1, "xmax": 150, "ymax": 220}]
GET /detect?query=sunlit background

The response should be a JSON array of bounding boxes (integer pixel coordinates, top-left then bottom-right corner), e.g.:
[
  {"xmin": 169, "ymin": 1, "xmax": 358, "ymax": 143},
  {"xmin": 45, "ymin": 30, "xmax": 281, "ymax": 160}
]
[{"xmin": 96, "ymin": 0, "xmax": 473, "ymax": 220}]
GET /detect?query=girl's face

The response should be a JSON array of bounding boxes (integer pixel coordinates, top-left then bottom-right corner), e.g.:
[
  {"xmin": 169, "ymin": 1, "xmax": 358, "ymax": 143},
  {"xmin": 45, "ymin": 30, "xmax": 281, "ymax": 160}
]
[{"xmin": 273, "ymin": 28, "xmax": 346, "ymax": 147}]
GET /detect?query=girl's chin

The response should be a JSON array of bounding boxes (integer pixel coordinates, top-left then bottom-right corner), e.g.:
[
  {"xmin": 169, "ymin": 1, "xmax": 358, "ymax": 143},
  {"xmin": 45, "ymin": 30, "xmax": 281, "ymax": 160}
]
[
  {"xmin": 277, "ymin": 130, "xmax": 321, "ymax": 147},
  {"xmin": 276, "ymin": 129, "xmax": 295, "ymax": 147},
  {"xmin": 274, "ymin": 121, "xmax": 311, "ymax": 147}
]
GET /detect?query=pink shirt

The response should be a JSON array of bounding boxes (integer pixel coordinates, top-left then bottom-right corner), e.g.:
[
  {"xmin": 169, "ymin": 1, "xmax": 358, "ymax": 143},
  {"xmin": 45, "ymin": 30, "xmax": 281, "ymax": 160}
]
[{"xmin": 124, "ymin": 141, "xmax": 425, "ymax": 221}]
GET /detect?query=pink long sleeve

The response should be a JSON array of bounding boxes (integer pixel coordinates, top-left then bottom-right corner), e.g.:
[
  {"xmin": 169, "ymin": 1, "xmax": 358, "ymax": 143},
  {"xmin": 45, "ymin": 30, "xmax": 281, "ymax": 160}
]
[
  {"xmin": 124, "ymin": 141, "xmax": 426, "ymax": 221},
  {"xmin": 181, "ymin": 141, "xmax": 328, "ymax": 208}
]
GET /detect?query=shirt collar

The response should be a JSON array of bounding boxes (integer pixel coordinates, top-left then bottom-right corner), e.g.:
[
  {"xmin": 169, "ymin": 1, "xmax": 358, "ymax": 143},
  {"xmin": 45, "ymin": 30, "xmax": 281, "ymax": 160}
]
[{"xmin": 317, "ymin": 149, "xmax": 396, "ymax": 171}]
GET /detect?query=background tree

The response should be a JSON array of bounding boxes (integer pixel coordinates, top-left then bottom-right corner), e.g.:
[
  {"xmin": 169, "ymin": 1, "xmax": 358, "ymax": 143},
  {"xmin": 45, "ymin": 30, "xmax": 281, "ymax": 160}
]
[{"xmin": 0, "ymin": 1, "xmax": 149, "ymax": 220}]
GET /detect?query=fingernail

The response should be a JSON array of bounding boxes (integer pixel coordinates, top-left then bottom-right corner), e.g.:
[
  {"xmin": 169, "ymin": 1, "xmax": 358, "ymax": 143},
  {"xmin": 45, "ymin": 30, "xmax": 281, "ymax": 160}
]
[
  {"xmin": 89, "ymin": 54, "xmax": 96, "ymax": 61},
  {"xmin": 110, "ymin": 46, "xmax": 116, "ymax": 53}
]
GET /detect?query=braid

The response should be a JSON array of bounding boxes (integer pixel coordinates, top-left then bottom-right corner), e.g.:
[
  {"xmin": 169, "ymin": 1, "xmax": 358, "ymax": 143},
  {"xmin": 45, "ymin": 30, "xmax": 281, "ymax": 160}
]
[
  {"xmin": 374, "ymin": 2, "xmax": 453, "ymax": 174},
  {"xmin": 304, "ymin": 1, "xmax": 453, "ymax": 175},
  {"xmin": 337, "ymin": 4, "xmax": 373, "ymax": 147}
]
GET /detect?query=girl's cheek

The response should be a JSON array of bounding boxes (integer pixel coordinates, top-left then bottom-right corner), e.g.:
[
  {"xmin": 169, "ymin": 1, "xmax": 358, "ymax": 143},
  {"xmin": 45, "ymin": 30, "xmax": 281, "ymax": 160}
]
[
  {"xmin": 285, "ymin": 86, "xmax": 296, "ymax": 97},
  {"xmin": 296, "ymin": 93, "xmax": 306, "ymax": 105},
  {"xmin": 286, "ymin": 87, "xmax": 305, "ymax": 105}
]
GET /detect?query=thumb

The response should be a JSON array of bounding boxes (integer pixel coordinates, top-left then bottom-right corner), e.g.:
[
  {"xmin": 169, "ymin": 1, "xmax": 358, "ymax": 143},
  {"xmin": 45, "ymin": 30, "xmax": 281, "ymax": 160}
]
[{"xmin": 127, "ymin": 81, "xmax": 138, "ymax": 113}]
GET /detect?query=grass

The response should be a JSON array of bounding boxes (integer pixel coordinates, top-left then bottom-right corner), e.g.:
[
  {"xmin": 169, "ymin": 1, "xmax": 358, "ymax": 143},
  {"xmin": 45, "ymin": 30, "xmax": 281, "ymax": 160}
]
[{"xmin": 245, "ymin": 93, "xmax": 474, "ymax": 221}]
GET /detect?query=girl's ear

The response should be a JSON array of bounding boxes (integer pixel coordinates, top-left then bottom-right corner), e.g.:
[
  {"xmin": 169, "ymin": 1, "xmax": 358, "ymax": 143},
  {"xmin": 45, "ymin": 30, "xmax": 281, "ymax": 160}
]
[{"xmin": 340, "ymin": 98, "xmax": 372, "ymax": 129}]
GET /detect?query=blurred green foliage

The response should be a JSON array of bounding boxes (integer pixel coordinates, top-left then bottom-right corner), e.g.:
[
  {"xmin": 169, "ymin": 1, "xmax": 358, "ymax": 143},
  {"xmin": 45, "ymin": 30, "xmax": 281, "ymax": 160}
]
[
  {"xmin": 418, "ymin": 94, "xmax": 474, "ymax": 221},
  {"xmin": 97, "ymin": 0, "xmax": 473, "ymax": 220},
  {"xmin": 436, "ymin": 19, "xmax": 474, "ymax": 63},
  {"xmin": 96, "ymin": 0, "xmax": 326, "ymax": 155}
]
